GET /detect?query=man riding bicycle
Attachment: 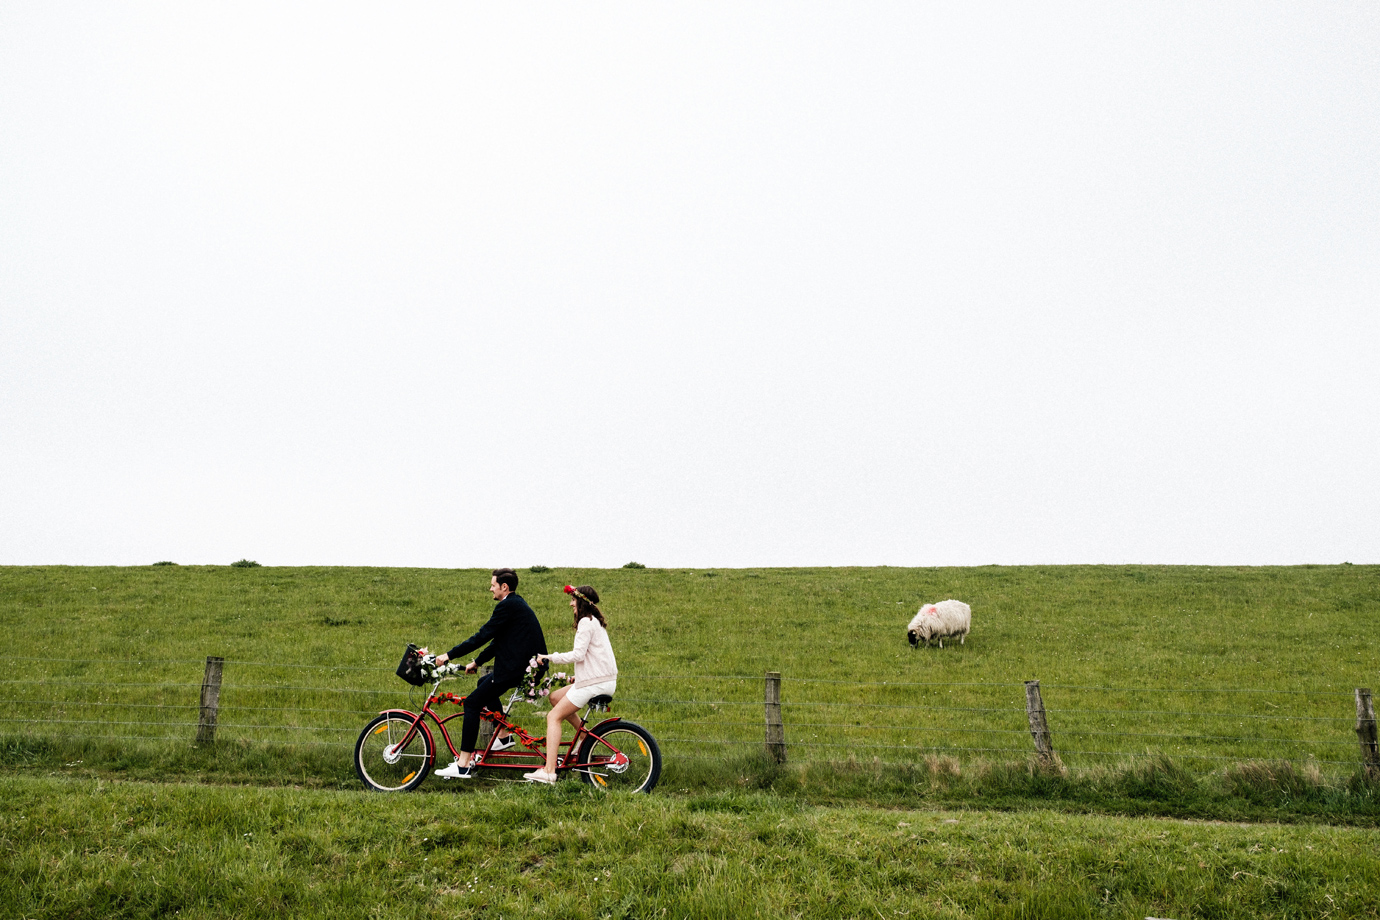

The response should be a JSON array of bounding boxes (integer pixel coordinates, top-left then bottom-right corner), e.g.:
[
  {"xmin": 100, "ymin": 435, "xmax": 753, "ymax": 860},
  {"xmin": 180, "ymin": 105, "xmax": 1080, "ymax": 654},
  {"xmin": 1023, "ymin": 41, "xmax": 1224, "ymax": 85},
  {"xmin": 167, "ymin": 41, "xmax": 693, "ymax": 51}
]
[{"xmin": 429, "ymin": 568, "xmax": 547, "ymax": 779}]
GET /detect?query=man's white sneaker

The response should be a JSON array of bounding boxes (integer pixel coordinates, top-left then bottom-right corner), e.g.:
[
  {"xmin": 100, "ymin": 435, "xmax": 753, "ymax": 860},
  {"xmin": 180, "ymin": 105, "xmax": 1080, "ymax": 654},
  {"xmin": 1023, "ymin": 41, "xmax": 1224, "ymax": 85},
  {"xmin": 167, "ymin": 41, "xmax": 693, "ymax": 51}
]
[
  {"xmin": 435, "ymin": 760, "xmax": 476, "ymax": 780},
  {"xmin": 490, "ymin": 735, "xmax": 517, "ymax": 752},
  {"xmin": 523, "ymin": 768, "xmax": 556, "ymax": 785}
]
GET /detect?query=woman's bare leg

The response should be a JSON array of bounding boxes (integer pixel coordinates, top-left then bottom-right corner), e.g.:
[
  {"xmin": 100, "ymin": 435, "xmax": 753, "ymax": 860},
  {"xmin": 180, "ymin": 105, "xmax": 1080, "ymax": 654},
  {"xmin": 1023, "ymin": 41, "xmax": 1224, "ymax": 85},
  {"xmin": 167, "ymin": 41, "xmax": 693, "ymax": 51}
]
[
  {"xmin": 547, "ymin": 685, "xmax": 585, "ymax": 731},
  {"xmin": 544, "ymin": 685, "xmax": 580, "ymax": 775}
]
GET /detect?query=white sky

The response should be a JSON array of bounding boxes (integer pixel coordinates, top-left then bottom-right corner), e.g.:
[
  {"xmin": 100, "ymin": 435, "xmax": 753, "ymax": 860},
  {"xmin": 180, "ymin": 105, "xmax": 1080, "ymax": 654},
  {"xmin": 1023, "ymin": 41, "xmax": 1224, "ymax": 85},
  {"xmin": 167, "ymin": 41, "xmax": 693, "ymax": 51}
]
[{"xmin": 2, "ymin": 3, "xmax": 1377, "ymax": 568}]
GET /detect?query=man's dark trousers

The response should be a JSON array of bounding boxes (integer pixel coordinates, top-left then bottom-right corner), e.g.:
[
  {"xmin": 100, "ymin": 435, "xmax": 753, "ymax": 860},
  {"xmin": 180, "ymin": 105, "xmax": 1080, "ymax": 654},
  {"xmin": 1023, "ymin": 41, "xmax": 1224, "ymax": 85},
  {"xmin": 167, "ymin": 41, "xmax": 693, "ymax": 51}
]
[{"xmin": 459, "ymin": 671, "xmax": 517, "ymax": 753}]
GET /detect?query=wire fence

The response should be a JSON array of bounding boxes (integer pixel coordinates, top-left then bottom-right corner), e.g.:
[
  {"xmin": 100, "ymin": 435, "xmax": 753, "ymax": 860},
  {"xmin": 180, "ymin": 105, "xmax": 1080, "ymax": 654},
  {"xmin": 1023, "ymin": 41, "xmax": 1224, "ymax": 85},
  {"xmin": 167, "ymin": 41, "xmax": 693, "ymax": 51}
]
[{"xmin": 0, "ymin": 657, "xmax": 1375, "ymax": 775}]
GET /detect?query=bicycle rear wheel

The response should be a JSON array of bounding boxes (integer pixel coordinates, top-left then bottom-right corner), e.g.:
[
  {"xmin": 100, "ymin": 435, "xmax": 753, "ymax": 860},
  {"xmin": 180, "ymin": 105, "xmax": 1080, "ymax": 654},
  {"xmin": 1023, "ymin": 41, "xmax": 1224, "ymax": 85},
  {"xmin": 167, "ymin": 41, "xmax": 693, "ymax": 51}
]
[
  {"xmin": 355, "ymin": 712, "xmax": 434, "ymax": 792},
  {"xmin": 576, "ymin": 720, "xmax": 661, "ymax": 793}
]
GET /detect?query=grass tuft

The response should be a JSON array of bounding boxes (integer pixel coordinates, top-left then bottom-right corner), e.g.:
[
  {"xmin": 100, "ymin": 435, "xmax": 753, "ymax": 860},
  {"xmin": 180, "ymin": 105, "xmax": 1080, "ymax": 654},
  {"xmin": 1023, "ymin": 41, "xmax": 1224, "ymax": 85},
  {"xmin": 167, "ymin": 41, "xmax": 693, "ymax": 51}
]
[
  {"xmin": 1222, "ymin": 759, "xmax": 1324, "ymax": 798},
  {"xmin": 1110, "ymin": 753, "xmax": 1201, "ymax": 802}
]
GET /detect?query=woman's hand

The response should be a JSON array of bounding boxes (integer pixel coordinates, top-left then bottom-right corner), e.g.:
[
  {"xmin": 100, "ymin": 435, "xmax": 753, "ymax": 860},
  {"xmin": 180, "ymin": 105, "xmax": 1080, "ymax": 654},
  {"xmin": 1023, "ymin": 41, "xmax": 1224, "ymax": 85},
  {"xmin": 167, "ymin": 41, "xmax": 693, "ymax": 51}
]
[
  {"xmin": 463, "ymin": 661, "xmax": 478, "ymax": 674},
  {"xmin": 536, "ymin": 655, "xmax": 549, "ymax": 666},
  {"xmin": 434, "ymin": 653, "xmax": 449, "ymax": 666}
]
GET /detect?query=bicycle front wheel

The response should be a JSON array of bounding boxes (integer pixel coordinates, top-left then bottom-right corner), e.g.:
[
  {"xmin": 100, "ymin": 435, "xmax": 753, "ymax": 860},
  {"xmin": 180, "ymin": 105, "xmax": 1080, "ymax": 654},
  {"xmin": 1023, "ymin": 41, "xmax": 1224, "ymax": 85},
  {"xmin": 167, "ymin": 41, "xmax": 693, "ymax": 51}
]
[
  {"xmin": 355, "ymin": 712, "xmax": 434, "ymax": 792},
  {"xmin": 576, "ymin": 720, "xmax": 661, "ymax": 793}
]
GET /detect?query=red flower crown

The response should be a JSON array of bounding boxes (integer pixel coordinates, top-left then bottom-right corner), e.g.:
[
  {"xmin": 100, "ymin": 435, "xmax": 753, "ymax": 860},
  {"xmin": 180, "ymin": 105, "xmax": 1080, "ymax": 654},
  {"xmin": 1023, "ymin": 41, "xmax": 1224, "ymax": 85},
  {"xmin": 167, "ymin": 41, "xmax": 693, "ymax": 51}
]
[{"xmin": 563, "ymin": 584, "xmax": 595, "ymax": 606}]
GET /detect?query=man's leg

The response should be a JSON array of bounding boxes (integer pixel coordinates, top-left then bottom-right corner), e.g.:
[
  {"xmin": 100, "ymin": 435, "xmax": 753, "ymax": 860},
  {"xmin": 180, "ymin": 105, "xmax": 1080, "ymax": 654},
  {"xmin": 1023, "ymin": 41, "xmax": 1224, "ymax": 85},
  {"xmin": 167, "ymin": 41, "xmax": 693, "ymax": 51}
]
[
  {"xmin": 436, "ymin": 674, "xmax": 514, "ymax": 777},
  {"xmin": 457, "ymin": 676, "xmax": 511, "ymax": 765}
]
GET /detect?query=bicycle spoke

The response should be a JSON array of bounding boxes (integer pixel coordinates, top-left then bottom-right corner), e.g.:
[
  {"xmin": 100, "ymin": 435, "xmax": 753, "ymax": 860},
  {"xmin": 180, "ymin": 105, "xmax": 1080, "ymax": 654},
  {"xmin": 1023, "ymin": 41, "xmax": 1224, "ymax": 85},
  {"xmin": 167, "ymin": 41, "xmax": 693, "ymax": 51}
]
[
  {"xmin": 355, "ymin": 712, "xmax": 434, "ymax": 792},
  {"xmin": 576, "ymin": 721, "xmax": 661, "ymax": 793}
]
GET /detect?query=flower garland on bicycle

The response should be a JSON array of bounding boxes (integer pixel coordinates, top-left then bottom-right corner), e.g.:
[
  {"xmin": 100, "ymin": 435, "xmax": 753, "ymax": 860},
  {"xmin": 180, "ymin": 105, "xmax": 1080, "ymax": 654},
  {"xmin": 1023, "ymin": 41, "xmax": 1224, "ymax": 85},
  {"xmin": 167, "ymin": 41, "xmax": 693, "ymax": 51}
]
[{"xmin": 520, "ymin": 656, "xmax": 571, "ymax": 701}]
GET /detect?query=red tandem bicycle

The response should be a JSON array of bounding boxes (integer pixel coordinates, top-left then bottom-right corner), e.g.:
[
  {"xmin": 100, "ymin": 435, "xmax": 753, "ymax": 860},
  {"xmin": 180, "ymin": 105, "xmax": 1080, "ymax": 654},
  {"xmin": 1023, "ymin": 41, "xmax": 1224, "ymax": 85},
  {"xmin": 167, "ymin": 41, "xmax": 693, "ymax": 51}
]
[{"xmin": 354, "ymin": 651, "xmax": 661, "ymax": 793}]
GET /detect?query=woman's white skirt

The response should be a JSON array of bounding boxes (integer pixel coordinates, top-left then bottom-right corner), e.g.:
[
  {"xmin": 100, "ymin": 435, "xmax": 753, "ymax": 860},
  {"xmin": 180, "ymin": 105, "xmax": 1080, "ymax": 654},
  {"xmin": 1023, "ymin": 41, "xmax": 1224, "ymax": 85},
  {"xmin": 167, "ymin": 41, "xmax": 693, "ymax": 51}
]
[{"xmin": 567, "ymin": 679, "xmax": 618, "ymax": 708}]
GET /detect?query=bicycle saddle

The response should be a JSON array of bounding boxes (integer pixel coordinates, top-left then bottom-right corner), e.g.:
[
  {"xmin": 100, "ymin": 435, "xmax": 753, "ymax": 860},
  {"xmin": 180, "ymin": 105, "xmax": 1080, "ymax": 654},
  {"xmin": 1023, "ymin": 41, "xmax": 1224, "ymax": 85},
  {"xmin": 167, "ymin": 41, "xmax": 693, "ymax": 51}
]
[{"xmin": 587, "ymin": 695, "xmax": 613, "ymax": 711}]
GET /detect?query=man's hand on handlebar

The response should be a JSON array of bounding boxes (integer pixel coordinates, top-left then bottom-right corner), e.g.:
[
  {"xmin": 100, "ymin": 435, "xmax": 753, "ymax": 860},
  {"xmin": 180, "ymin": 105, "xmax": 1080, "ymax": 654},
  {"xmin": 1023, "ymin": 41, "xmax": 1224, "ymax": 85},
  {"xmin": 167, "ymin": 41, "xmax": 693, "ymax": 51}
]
[{"xmin": 421, "ymin": 651, "xmax": 477, "ymax": 675}]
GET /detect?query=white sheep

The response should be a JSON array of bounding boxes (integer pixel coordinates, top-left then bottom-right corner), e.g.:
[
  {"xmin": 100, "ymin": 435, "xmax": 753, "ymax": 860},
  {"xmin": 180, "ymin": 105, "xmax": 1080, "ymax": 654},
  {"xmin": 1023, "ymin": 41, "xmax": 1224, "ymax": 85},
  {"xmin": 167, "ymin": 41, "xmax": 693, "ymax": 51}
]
[{"xmin": 907, "ymin": 600, "xmax": 971, "ymax": 649}]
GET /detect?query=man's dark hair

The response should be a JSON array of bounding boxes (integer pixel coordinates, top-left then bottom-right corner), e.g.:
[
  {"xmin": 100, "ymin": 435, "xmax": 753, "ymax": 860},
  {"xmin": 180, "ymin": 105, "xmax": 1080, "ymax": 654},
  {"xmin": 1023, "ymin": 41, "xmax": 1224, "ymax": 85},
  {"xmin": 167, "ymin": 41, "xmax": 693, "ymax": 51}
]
[{"xmin": 492, "ymin": 568, "xmax": 519, "ymax": 592}]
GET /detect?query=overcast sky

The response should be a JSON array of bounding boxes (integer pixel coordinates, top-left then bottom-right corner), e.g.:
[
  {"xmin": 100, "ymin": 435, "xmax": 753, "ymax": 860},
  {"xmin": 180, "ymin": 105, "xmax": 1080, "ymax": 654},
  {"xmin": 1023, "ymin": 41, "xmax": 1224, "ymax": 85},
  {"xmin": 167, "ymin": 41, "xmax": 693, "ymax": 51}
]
[{"xmin": 2, "ymin": 2, "xmax": 1377, "ymax": 568}]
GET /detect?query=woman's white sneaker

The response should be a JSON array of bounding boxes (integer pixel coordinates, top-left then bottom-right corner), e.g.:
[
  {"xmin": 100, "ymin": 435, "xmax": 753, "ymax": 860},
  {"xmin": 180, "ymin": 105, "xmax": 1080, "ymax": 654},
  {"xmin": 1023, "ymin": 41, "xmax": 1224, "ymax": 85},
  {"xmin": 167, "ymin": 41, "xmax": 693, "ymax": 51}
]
[{"xmin": 523, "ymin": 768, "xmax": 556, "ymax": 785}]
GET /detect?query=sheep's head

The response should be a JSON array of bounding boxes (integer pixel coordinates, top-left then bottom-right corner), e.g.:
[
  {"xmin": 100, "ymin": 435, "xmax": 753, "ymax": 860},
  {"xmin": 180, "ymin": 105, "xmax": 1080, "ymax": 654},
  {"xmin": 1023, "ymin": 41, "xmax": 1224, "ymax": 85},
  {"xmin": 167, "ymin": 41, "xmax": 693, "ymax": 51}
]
[
  {"xmin": 911, "ymin": 613, "xmax": 938, "ymax": 644},
  {"xmin": 908, "ymin": 628, "xmax": 919, "ymax": 648}
]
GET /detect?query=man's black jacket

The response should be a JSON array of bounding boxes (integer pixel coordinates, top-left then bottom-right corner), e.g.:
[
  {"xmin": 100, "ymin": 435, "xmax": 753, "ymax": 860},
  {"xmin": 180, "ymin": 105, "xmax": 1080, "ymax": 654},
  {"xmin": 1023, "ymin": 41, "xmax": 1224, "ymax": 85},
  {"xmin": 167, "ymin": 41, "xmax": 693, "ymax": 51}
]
[{"xmin": 446, "ymin": 593, "xmax": 548, "ymax": 684}]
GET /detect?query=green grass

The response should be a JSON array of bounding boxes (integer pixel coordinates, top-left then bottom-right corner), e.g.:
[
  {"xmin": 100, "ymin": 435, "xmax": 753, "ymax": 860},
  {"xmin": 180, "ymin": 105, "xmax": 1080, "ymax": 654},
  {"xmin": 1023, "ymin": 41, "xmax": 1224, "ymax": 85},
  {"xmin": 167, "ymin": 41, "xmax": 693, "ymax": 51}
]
[
  {"xmin": 4, "ymin": 565, "xmax": 1380, "ymax": 915},
  {"xmin": 3, "ymin": 564, "xmax": 1377, "ymax": 759},
  {"xmin": 2, "ymin": 564, "xmax": 1379, "ymax": 811},
  {"xmin": 5, "ymin": 774, "xmax": 1380, "ymax": 920}
]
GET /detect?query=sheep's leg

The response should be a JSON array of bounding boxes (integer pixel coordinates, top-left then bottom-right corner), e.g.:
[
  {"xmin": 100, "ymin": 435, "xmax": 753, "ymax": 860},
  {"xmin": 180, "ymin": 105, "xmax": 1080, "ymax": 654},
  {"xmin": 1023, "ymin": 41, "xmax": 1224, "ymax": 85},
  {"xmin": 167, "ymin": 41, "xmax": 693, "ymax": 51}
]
[{"xmin": 938, "ymin": 637, "xmax": 944, "ymax": 649}]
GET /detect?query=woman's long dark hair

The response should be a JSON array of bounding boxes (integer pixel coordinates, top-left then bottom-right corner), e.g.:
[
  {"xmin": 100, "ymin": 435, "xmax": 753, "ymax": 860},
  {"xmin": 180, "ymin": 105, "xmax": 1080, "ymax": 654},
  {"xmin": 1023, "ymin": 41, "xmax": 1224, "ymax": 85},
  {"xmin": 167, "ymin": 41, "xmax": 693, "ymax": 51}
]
[{"xmin": 572, "ymin": 585, "xmax": 607, "ymax": 629}]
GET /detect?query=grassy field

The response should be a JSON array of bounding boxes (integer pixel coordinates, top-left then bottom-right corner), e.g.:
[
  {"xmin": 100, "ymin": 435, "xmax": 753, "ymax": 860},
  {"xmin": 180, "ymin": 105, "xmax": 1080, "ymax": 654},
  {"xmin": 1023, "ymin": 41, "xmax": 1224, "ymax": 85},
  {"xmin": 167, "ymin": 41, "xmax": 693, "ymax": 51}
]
[
  {"xmin": 4, "ymin": 564, "xmax": 1380, "ymax": 917},
  {"xmin": 5, "ymin": 774, "xmax": 1380, "ymax": 920},
  {"xmin": 2, "ymin": 563, "xmax": 1377, "ymax": 774}
]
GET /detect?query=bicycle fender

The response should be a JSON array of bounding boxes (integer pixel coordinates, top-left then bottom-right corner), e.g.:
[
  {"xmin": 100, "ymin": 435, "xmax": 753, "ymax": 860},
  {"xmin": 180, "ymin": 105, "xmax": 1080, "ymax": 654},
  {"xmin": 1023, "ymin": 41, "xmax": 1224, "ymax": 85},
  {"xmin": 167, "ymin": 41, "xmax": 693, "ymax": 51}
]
[
  {"xmin": 375, "ymin": 709, "xmax": 435, "ymax": 751},
  {"xmin": 589, "ymin": 715, "xmax": 623, "ymax": 732}
]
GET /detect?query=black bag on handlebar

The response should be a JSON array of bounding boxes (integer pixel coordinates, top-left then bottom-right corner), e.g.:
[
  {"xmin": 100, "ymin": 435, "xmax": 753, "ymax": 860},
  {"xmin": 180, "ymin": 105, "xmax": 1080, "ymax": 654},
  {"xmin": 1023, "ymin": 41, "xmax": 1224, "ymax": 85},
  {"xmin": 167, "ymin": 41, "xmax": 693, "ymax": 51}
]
[{"xmin": 395, "ymin": 643, "xmax": 429, "ymax": 686}]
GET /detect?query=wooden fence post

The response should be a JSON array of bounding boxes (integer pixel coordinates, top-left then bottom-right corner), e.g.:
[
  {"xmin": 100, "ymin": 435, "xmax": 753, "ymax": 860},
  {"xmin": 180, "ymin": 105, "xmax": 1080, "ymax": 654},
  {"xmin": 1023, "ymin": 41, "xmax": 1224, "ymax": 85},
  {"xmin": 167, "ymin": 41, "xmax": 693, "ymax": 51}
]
[
  {"xmin": 196, "ymin": 656, "xmax": 224, "ymax": 744},
  {"xmin": 764, "ymin": 671, "xmax": 786, "ymax": 763},
  {"xmin": 477, "ymin": 665, "xmax": 496, "ymax": 751},
  {"xmin": 1024, "ymin": 679, "xmax": 1056, "ymax": 767},
  {"xmin": 1356, "ymin": 688, "xmax": 1379, "ymax": 779}
]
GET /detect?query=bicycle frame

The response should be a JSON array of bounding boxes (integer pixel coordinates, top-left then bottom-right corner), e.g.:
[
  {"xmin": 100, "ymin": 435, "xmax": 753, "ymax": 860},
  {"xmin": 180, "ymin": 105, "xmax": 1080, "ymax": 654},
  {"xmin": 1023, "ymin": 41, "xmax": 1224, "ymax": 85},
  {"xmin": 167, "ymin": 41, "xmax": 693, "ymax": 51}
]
[{"xmin": 381, "ymin": 674, "xmax": 628, "ymax": 777}]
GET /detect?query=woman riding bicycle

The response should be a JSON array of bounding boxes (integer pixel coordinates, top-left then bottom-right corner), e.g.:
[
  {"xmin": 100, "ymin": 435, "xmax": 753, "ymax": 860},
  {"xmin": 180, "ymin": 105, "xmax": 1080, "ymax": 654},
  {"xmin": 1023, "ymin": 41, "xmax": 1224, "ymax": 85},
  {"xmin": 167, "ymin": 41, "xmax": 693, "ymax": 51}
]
[{"xmin": 523, "ymin": 584, "xmax": 618, "ymax": 785}]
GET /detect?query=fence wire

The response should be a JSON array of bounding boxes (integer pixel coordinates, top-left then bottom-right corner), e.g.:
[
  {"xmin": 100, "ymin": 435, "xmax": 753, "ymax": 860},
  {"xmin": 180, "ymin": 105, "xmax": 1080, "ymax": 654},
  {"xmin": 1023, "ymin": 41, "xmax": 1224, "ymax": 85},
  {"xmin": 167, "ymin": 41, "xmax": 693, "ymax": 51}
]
[{"xmin": 0, "ymin": 663, "xmax": 1372, "ymax": 774}]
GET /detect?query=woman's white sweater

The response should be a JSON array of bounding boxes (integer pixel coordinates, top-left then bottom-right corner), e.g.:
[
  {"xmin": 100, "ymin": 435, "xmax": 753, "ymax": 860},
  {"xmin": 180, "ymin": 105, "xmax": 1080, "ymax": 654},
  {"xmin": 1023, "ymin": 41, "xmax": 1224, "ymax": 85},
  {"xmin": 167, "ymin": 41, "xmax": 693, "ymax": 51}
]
[{"xmin": 546, "ymin": 617, "xmax": 618, "ymax": 690}]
